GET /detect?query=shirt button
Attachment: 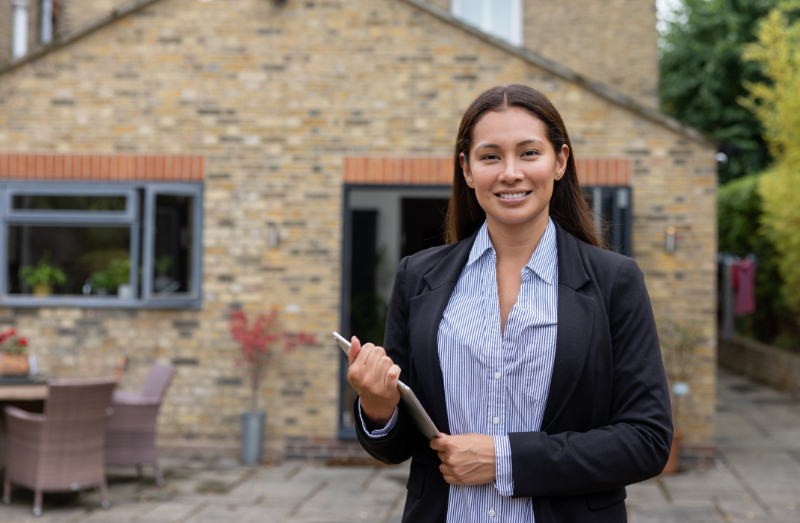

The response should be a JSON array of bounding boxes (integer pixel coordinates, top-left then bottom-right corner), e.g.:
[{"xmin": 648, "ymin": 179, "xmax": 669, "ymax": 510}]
[
  {"xmin": 493, "ymin": 417, "xmax": 499, "ymax": 424},
  {"xmin": 489, "ymin": 509, "xmax": 496, "ymax": 517},
  {"xmin": 494, "ymin": 371, "xmax": 501, "ymax": 379}
]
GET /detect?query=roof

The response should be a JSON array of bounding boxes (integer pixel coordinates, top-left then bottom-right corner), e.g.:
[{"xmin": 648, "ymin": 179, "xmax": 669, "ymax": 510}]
[{"xmin": 0, "ymin": 0, "xmax": 714, "ymax": 146}]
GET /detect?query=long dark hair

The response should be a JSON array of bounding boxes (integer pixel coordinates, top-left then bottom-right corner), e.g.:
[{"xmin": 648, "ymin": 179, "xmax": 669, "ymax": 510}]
[{"xmin": 445, "ymin": 84, "xmax": 601, "ymax": 247}]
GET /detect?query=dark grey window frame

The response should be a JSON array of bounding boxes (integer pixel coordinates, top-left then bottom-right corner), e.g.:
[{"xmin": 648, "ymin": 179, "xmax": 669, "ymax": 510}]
[
  {"xmin": 0, "ymin": 181, "xmax": 203, "ymax": 309},
  {"xmin": 583, "ymin": 186, "xmax": 632, "ymax": 257}
]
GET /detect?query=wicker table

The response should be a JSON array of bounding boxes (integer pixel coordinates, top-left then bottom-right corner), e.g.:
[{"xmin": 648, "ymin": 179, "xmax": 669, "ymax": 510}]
[{"xmin": 0, "ymin": 384, "xmax": 48, "ymax": 401}]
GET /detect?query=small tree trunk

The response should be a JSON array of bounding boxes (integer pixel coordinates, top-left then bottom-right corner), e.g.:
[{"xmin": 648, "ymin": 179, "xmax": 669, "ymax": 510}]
[{"xmin": 251, "ymin": 365, "xmax": 260, "ymax": 413}]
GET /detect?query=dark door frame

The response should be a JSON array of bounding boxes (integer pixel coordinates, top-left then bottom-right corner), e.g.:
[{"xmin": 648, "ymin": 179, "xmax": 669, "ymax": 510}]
[{"xmin": 338, "ymin": 184, "xmax": 450, "ymax": 439}]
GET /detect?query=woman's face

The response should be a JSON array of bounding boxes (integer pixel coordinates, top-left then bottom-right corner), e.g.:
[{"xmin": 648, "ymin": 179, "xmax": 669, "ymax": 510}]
[{"xmin": 460, "ymin": 106, "xmax": 568, "ymax": 233}]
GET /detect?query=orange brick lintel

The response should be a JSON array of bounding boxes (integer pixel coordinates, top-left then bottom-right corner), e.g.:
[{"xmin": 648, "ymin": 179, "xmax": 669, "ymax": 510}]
[
  {"xmin": 344, "ymin": 157, "xmax": 630, "ymax": 187},
  {"xmin": 0, "ymin": 153, "xmax": 205, "ymax": 182}
]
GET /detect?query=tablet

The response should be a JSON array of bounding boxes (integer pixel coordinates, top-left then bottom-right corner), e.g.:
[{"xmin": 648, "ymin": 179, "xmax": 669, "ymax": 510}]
[{"xmin": 334, "ymin": 332, "xmax": 441, "ymax": 439}]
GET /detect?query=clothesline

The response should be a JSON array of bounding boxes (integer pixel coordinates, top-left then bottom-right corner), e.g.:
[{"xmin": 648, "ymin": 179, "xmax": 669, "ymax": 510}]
[{"xmin": 718, "ymin": 253, "xmax": 757, "ymax": 340}]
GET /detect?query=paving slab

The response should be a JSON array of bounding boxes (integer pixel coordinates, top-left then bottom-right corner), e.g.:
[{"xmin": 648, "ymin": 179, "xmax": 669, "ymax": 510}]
[{"xmin": 2, "ymin": 369, "xmax": 800, "ymax": 522}]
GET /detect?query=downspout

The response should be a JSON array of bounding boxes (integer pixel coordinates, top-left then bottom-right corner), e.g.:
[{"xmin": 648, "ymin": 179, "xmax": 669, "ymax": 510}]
[{"xmin": 12, "ymin": 0, "xmax": 29, "ymax": 58}]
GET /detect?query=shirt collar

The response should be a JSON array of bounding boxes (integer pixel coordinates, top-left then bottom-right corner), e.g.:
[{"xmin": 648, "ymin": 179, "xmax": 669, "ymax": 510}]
[
  {"xmin": 525, "ymin": 218, "xmax": 557, "ymax": 285},
  {"xmin": 465, "ymin": 218, "xmax": 557, "ymax": 286},
  {"xmin": 466, "ymin": 221, "xmax": 493, "ymax": 268}
]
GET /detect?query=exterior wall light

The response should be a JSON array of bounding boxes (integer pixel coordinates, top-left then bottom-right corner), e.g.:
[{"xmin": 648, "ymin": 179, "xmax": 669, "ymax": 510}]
[{"xmin": 665, "ymin": 226, "xmax": 677, "ymax": 253}]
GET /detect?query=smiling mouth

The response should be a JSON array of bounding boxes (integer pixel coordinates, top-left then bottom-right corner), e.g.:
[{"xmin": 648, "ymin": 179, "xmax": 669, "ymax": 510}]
[{"xmin": 497, "ymin": 192, "xmax": 531, "ymax": 200}]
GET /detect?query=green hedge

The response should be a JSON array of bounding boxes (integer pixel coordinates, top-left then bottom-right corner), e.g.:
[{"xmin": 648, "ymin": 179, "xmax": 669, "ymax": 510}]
[{"xmin": 718, "ymin": 174, "xmax": 799, "ymax": 349}]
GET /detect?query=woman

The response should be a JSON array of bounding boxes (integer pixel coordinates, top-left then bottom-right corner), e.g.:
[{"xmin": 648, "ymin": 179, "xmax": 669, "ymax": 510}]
[{"xmin": 347, "ymin": 84, "xmax": 672, "ymax": 523}]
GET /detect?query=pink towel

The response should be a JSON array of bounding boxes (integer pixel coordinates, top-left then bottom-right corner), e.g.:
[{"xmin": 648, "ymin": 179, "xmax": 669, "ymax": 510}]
[{"xmin": 734, "ymin": 259, "xmax": 756, "ymax": 315}]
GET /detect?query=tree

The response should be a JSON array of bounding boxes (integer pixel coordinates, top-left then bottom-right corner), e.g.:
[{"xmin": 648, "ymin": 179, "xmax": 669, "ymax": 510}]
[
  {"xmin": 717, "ymin": 174, "xmax": 794, "ymax": 345},
  {"xmin": 742, "ymin": 1, "xmax": 800, "ymax": 327},
  {"xmin": 659, "ymin": 0, "xmax": 777, "ymax": 183}
]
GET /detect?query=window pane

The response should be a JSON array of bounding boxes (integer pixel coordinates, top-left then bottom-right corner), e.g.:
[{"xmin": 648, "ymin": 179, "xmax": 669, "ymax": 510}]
[
  {"xmin": 12, "ymin": 194, "xmax": 126, "ymax": 212},
  {"xmin": 490, "ymin": 0, "xmax": 513, "ymax": 40},
  {"xmin": 581, "ymin": 187, "xmax": 632, "ymax": 256},
  {"xmin": 458, "ymin": 0, "xmax": 484, "ymax": 26},
  {"xmin": 454, "ymin": 0, "xmax": 517, "ymax": 44},
  {"xmin": 152, "ymin": 194, "xmax": 195, "ymax": 297},
  {"xmin": 8, "ymin": 226, "xmax": 131, "ymax": 296}
]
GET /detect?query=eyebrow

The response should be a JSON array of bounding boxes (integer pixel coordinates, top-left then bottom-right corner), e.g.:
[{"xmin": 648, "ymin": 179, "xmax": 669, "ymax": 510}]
[{"xmin": 475, "ymin": 139, "xmax": 545, "ymax": 151}]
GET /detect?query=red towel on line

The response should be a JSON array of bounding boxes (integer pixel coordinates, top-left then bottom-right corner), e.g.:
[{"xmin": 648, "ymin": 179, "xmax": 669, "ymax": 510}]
[{"xmin": 734, "ymin": 259, "xmax": 756, "ymax": 315}]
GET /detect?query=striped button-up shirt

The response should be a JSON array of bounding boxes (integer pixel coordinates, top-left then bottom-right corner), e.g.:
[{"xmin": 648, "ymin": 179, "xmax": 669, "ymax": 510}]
[{"xmin": 363, "ymin": 218, "xmax": 558, "ymax": 522}]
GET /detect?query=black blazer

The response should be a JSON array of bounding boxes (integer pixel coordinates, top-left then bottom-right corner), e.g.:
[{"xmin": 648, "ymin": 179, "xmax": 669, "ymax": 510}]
[{"xmin": 355, "ymin": 222, "xmax": 672, "ymax": 523}]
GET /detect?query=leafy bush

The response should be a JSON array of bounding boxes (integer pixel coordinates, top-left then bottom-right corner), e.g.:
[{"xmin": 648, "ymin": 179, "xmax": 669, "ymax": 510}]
[
  {"xmin": 718, "ymin": 175, "xmax": 796, "ymax": 346},
  {"xmin": 737, "ymin": 1, "xmax": 800, "ymax": 348}
]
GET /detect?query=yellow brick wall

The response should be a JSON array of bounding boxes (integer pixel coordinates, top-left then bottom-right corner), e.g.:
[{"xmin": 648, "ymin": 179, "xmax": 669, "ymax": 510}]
[
  {"xmin": 0, "ymin": 0, "xmax": 42, "ymax": 63},
  {"xmin": 423, "ymin": 0, "xmax": 659, "ymax": 107},
  {"xmin": 59, "ymin": 0, "xmax": 126, "ymax": 33},
  {"xmin": 522, "ymin": 0, "xmax": 659, "ymax": 107},
  {"xmin": 0, "ymin": 0, "xmax": 127, "ymax": 63},
  {"xmin": 0, "ymin": 0, "xmax": 12, "ymax": 62},
  {"xmin": 0, "ymin": 0, "xmax": 715, "ymax": 457}
]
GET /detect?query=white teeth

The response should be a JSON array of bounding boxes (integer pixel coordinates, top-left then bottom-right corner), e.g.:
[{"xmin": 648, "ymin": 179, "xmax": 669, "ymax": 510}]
[{"xmin": 498, "ymin": 192, "xmax": 527, "ymax": 199}]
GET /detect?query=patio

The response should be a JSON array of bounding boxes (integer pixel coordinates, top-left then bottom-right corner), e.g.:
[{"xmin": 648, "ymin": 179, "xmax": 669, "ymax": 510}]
[{"xmin": 2, "ymin": 368, "xmax": 799, "ymax": 523}]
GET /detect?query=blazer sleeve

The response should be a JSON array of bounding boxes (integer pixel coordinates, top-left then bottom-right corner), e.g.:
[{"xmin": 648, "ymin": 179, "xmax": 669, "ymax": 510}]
[
  {"xmin": 354, "ymin": 256, "xmax": 423, "ymax": 464},
  {"xmin": 508, "ymin": 257, "xmax": 673, "ymax": 498}
]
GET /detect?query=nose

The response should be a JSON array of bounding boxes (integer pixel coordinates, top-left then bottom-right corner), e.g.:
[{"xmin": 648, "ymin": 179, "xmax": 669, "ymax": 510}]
[{"xmin": 498, "ymin": 158, "xmax": 523, "ymax": 183}]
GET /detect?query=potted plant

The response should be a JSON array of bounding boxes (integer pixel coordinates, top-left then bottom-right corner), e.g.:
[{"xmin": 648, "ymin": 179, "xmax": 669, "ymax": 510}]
[
  {"xmin": 89, "ymin": 270, "xmax": 115, "ymax": 296},
  {"xmin": 90, "ymin": 258, "xmax": 131, "ymax": 297},
  {"xmin": 229, "ymin": 308, "xmax": 315, "ymax": 465},
  {"xmin": 154, "ymin": 255, "xmax": 173, "ymax": 292},
  {"xmin": 660, "ymin": 321, "xmax": 704, "ymax": 474},
  {"xmin": 0, "ymin": 328, "xmax": 35, "ymax": 376},
  {"xmin": 109, "ymin": 258, "xmax": 133, "ymax": 299},
  {"xmin": 18, "ymin": 252, "xmax": 66, "ymax": 296}
]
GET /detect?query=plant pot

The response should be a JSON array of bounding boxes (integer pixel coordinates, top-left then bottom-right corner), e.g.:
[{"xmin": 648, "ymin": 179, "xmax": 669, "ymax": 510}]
[
  {"xmin": 32, "ymin": 284, "xmax": 52, "ymax": 297},
  {"xmin": 0, "ymin": 353, "xmax": 30, "ymax": 376},
  {"xmin": 154, "ymin": 276, "xmax": 172, "ymax": 292},
  {"xmin": 117, "ymin": 283, "xmax": 133, "ymax": 299},
  {"xmin": 662, "ymin": 428, "xmax": 684, "ymax": 474},
  {"xmin": 240, "ymin": 411, "xmax": 265, "ymax": 465}
]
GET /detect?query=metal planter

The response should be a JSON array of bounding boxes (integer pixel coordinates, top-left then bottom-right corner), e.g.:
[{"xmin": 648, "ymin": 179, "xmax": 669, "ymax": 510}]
[{"xmin": 240, "ymin": 411, "xmax": 265, "ymax": 465}]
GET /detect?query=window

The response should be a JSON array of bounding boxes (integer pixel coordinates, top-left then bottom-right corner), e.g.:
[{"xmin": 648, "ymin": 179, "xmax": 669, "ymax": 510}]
[
  {"xmin": 582, "ymin": 186, "xmax": 632, "ymax": 256},
  {"xmin": 0, "ymin": 182, "xmax": 202, "ymax": 308},
  {"xmin": 452, "ymin": 0, "xmax": 523, "ymax": 46}
]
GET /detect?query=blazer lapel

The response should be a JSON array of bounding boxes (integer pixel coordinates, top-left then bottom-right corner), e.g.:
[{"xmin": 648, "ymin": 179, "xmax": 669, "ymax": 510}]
[
  {"xmin": 407, "ymin": 230, "xmax": 479, "ymax": 437},
  {"xmin": 541, "ymin": 223, "xmax": 595, "ymax": 432}
]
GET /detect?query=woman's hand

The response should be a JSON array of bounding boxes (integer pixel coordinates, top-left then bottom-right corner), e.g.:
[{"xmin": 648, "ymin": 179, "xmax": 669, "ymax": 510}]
[
  {"xmin": 346, "ymin": 336, "xmax": 402, "ymax": 425},
  {"xmin": 430, "ymin": 433, "xmax": 497, "ymax": 485}
]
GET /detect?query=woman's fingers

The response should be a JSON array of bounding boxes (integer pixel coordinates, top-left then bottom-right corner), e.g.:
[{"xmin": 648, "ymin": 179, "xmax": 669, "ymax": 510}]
[
  {"xmin": 363, "ymin": 344, "xmax": 385, "ymax": 375},
  {"xmin": 347, "ymin": 336, "xmax": 361, "ymax": 366},
  {"xmin": 346, "ymin": 340, "xmax": 400, "ymax": 424},
  {"xmin": 430, "ymin": 433, "xmax": 496, "ymax": 485},
  {"xmin": 386, "ymin": 364, "xmax": 401, "ymax": 389},
  {"xmin": 374, "ymin": 356, "xmax": 393, "ymax": 387}
]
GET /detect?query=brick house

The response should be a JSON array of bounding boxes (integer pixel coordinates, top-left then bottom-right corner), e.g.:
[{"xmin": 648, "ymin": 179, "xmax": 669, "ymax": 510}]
[{"xmin": 0, "ymin": 0, "xmax": 717, "ymax": 464}]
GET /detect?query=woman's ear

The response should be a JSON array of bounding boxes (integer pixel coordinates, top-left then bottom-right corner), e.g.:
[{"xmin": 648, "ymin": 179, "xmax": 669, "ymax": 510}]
[
  {"xmin": 460, "ymin": 152, "xmax": 474, "ymax": 188},
  {"xmin": 555, "ymin": 144, "xmax": 569, "ymax": 180}
]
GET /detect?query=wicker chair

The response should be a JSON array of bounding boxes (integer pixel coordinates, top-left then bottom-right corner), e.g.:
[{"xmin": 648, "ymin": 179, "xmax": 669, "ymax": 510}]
[
  {"xmin": 104, "ymin": 364, "xmax": 175, "ymax": 486},
  {"xmin": 2, "ymin": 377, "xmax": 117, "ymax": 516}
]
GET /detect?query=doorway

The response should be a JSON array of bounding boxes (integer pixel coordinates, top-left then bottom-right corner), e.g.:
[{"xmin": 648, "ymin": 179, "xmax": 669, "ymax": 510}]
[{"xmin": 339, "ymin": 187, "xmax": 450, "ymax": 435}]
